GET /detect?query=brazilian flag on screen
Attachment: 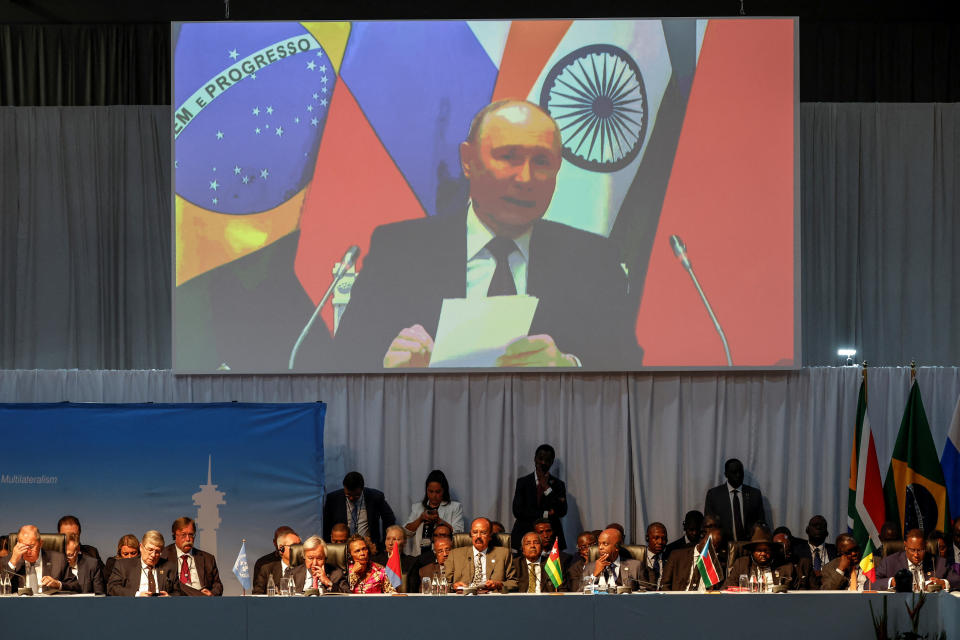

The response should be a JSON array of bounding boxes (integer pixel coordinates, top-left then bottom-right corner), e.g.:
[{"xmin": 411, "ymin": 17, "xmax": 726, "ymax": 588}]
[{"xmin": 882, "ymin": 381, "xmax": 949, "ymax": 536}]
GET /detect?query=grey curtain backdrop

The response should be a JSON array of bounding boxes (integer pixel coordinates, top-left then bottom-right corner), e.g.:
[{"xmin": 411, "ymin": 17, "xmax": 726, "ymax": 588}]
[
  {"xmin": 2, "ymin": 103, "xmax": 959, "ymax": 369},
  {"xmin": 2, "ymin": 367, "xmax": 958, "ymax": 549}
]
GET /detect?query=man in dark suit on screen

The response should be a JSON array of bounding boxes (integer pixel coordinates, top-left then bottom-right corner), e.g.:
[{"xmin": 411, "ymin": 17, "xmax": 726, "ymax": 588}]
[
  {"xmin": 322, "ymin": 471, "xmax": 396, "ymax": 552},
  {"xmin": 161, "ymin": 516, "xmax": 223, "ymax": 596},
  {"xmin": 703, "ymin": 458, "xmax": 765, "ymax": 543},
  {"xmin": 333, "ymin": 99, "xmax": 643, "ymax": 371}
]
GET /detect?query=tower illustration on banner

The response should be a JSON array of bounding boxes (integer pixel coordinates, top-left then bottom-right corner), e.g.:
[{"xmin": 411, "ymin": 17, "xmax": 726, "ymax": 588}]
[{"xmin": 192, "ymin": 455, "xmax": 226, "ymax": 559}]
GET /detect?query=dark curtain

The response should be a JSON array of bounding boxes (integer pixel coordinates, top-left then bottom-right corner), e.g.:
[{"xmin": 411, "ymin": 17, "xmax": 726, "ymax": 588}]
[
  {"xmin": 0, "ymin": 106, "xmax": 171, "ymax": 368},
  {"xmin": 1, "ymin": 104, "xmax": 958, "ymax": 369},
  {"xmin": 800, "ymin": 20, "xmax": 960, "ymax": 102},
  {"xmin": 2, "ymin": 21, "xmax": 959, "ymax": 105},
  {"xmin": 0, "ymin": 24, "xmax": 169, "ymax": 106},
  {"xmin": 800, "ymin": 103, "xmax": 960, "ymax": 366}
]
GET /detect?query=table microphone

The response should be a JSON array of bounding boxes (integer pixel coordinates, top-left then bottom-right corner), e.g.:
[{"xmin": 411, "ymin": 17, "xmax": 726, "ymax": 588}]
[
  {"xmin": 669, "ymin": 234, "xmax": 732, "ymax": 366},
  {"xmin": 288, "ymin": 245, "xmax": 361, "ymax": 370}
]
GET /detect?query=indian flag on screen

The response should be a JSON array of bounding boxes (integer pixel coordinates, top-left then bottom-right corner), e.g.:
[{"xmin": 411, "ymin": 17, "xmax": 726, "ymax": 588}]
[
  {"xmin": 696, "ymin": 536, "xmax": 721, "ymax": 588},
  {"xmin": 544, "ymin": 539, "xmax": 563, "ymax": 588},
  {"xmin": 859, "ymin": 538, "xmax": 877, "ymax": 583}
]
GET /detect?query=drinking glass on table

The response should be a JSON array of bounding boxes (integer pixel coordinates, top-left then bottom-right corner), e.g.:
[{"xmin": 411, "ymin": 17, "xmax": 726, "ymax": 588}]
[
  {"xmin": 738, "ymin": 575, "xmax": 748, "ymax": 592},
  {"xmin": 421, "ymin": 577, "xmax": 432, "ymax": 594}
]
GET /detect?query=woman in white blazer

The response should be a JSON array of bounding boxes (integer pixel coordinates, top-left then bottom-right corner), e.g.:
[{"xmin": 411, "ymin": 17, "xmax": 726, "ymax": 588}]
[{"xmin": 404, "ymin": 469, "xmax": 464, "ymax": 554}]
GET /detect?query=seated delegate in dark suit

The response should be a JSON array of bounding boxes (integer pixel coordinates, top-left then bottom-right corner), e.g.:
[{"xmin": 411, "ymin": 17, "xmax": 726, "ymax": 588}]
[
  {"xmin": 820, "ymin": 534, "xmax": 867, "ymax": 591},
  {"xmin": 65, "ymin": 534, "xmax": 104, "ymax": 594},
  {"xmin": 643, "ymin": 522, "xmax": 669, "ymax": 588},
  {"xmin": 372, "ymin": 525, "xmax": 417, "ymax": 593},
  {"xmin": 664, "ymin": 510, "xmax": 703, "ymax": 559},
  {"xmin": 291, "ymin": 536, "xmax": 348, "ymax": 593},
  {"xmin": 4, "ymin": 525, "xmax": 79, "ymax": 594},
  {"xmin": 517, "ymin": 532, "xmax": 565, "ymax": 592},
  {"xmin": 873, "ymin": 529, "xmax": 960, "ymax": 591},
  {"xmin": 583, "ymin": 528, "xmax": 645, "ymax": 590},
  {"xmin": 253, "ymin": 525, "xmax": 296, "ymax": 581},
  {"xmin": 566, "ymin": 531, "xmax": 596, "ymax": 592},
  {"xmin": 57, "ymin": 515, "xmax": 103, "ymax": 569},
  {"xmin": 104, "ymin": 533, "xmax": 140, "ymax": 586},
  {"xmin": 773, "ymin": 529, "xmax": 812, "ymax": 589},
  {"xmin": 512, "ymin": 444, "xmax": 568, "ymax": 553},
  {"xmin": 162, "ymin": 516, "xmax": 224, "ymax": 596},
  {"xmin": 703, "ymin": 458, "xmax": 765, "ymax": 543},
  {"xmin": 791, "ymin": 515, "xmax": 837, "ymax": 589},
  {"xmin": 661, "ymin": 527, "xmax": 725, "ymax": 591},
  {"xmin": 253, "ymin": 531, "xmax": 301, "ymax": 594},
  {"xmin": 333, "ymin": 99, "xmax": 643, "ymax": 372},
  {"xmin": 723, "ymin": 528, "xmax": 795, "ymax": 591},
  {"xmin": 446, "ymin": 518, "xmax": 517, "ymax": 593},
  {"xmin": 322, "ymin": 471, "xmax": 396, "ymax": 551},
  {"xmin": 107, "ymin": 531, "xmax": 181, "ymax": 596},
  {"xmin": 533, "ymin": 518, "xmax": 572, "ymax": 573},
  {"xmin": 418, "ymin": 536, "xmax": 453, "ymax": 583}
]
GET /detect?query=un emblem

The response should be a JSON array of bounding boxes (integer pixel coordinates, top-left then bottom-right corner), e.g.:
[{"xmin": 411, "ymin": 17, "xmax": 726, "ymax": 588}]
[{"xmin": 540, "ymin": 44, "xmax": 647, "ymax": 173}]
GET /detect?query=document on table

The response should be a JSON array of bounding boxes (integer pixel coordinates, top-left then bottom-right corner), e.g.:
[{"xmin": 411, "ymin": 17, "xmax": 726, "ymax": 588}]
[{"xmin": 429, "ymin": 295, "xmax": 539, "ymax": 367}]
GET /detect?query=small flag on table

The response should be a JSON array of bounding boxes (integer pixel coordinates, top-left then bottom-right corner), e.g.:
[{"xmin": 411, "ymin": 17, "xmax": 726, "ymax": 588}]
[
  {"xmin": 696, "ymin": 536, "xmax": 722, "ymax": 589},
  {"xmin": 859, "ymin": 538, "xmax": 877, "ymax": 583},
  {"xmin": 233, "ymin": 539, "xmax": 252, "ymax": 593},
  {"xmin": 544, "ymin": 538, "xmax": 563, "ymax": 589},
  {"xmin": 385, "ymin": 541, "xmax": 402, "ymax": 588}
]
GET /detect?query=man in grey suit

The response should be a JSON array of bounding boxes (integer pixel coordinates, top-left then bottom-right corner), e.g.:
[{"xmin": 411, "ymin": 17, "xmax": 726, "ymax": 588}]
[
  {"xmin": 446, "ymin": 517, "xmax": 517, "ymax": 592},
  {"xmin": 583, "ymin": 528, "xmax": 645, "ymax": 590},
  {"xmin": 3, "ymin": 524, "xmax": 79, "ymax": 594}
]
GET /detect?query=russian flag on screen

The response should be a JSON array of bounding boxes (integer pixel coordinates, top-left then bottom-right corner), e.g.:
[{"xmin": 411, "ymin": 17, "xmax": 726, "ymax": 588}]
[{"xmin": 941, "ymin": 395, "xmax": 960, "ymax": 520}]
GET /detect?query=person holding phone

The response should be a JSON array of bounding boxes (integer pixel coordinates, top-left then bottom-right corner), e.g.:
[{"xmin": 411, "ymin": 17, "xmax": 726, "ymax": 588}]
[{"xmin": 404, "ymin": 469, "xmax": 464, "ymax": 554}]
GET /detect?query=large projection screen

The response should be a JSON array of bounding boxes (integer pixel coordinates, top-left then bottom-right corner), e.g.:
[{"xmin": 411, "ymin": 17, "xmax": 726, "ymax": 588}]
[{"xmin": 172, "ymin": 18, "xmax": 799, "ymax": 374}]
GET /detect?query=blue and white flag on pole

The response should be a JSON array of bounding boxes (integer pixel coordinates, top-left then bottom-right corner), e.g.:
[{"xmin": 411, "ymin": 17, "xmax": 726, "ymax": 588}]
[
  {"xmin": 233, "ymin": 540, "xmax": 252, "ymax": 592},
  {"xmin": 941, "ymin": 395, "xmax": 960, "ymax": 521}
]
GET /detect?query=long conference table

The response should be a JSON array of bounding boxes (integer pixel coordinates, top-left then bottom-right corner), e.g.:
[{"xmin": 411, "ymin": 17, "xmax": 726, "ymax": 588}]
[{"xmin": 2, "ymin": 591, "xmax": 959, "ymax": 639}]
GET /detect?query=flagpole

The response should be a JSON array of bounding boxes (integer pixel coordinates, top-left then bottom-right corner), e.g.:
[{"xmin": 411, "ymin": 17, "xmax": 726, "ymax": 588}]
[
  {"xmin": 241, "ymin": 538, "xmax": 246, "ymax": 596},
  {"xmin": 862, "ymin": 361, "xmax": 868, "ymax": 404}
]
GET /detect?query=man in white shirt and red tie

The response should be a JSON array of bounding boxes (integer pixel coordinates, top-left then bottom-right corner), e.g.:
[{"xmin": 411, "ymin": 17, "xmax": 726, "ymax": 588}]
[
  {"xmin": 4, "ymin": 524, "xmax": 78, "ymax": 594},
  {"xmin": 161, "ymin": 516, "xmax": 223, "ymax": 596}
]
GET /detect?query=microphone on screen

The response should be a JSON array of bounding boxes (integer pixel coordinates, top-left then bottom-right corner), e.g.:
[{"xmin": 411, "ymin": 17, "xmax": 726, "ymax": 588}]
[
  {"xmin": 669, "ymin": 234, "xmax": 732, "ymax": 367},
  {"xmin": 288, "ymin": 245, "xmax": 361, "ymax": 370}
]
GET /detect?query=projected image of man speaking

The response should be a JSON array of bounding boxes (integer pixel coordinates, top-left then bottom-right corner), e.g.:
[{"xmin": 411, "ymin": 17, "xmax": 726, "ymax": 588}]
[{"xmin": 334, "ymin": 99, "xmax": 644, "ymax": 370}]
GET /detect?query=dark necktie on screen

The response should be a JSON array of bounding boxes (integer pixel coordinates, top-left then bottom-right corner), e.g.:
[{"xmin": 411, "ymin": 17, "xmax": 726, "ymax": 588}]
[
  {"xmin": 813, "ymin": 548, "xmax": 822, "ymax": 572},
  {"xmin": 147, "ymin": 567, "xmax": 157, "ymax": 594},
  {"xmin": 486, "ymin": 236, "xmax": 518, "ymax": 296},
  {"xmin": 732, "ymin": 489, "xmax": 745, "ymax": 540},
  {"xmin": 528, "ymin": 563, "xmax": 537, "ymax": 592},
  {"xmin": 180, "ymin": 555, "xmax": 191, "ymax": 585}
]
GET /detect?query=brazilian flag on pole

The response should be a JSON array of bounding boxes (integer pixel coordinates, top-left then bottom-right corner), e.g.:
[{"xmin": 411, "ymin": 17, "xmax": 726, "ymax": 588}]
[{"xmin": 882, "ymin": 380, "xmax": 949, "ymax": 536}]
